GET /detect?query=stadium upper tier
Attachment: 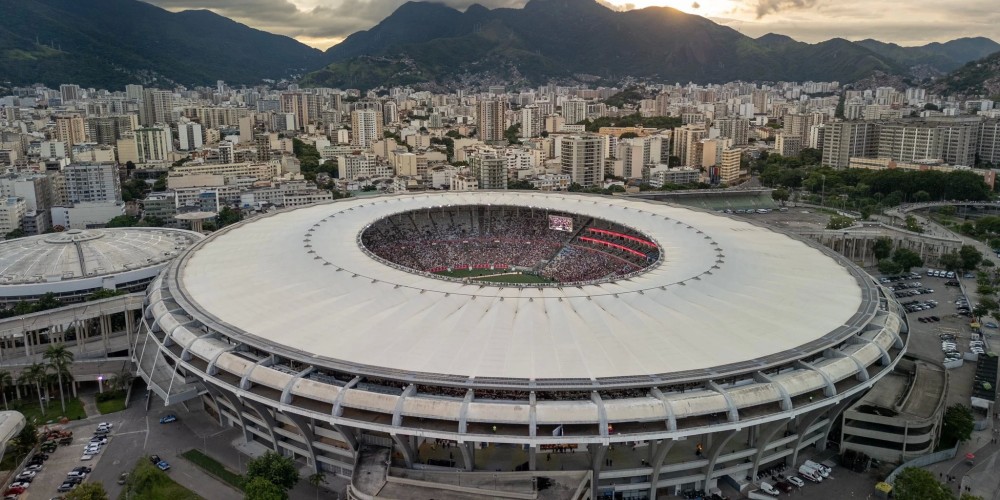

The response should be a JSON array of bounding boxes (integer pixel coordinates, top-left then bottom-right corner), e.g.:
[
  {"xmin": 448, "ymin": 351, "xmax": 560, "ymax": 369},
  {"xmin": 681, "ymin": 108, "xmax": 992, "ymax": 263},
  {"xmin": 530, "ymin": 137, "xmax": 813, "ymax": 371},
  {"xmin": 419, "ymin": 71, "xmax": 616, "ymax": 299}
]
[
  {"xmin": 0, "ymin": 228, "xmax": 201, "ymax": 303},
  {"xmin": 161, "ymin": 192, "xmax": 882, "ymax": 384}
]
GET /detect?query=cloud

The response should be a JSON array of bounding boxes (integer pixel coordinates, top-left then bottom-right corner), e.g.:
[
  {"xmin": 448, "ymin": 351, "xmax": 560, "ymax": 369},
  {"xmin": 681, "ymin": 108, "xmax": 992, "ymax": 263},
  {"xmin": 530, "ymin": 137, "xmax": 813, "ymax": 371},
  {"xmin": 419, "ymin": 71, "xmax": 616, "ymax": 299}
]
[
  {"xmin": 691, "ymin": 1, "xmax": 700, "ymax": 8},
  {"xmin": 753, "ymin": 0, "xmax": 818, "ymax": 18}
]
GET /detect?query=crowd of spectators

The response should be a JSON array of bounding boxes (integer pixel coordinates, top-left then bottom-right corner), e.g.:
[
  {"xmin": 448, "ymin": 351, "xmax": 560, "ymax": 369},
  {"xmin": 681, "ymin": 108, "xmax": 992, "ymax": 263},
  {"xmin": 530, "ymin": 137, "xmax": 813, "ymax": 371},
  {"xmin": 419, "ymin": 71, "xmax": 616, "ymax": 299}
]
[
  {"xmin": 538, "ymin": 246, "xmax": 639, "ymax": 283},
  {"xmin": 360, "ymin": 206, "xmax": 657, "ymax": 284}
]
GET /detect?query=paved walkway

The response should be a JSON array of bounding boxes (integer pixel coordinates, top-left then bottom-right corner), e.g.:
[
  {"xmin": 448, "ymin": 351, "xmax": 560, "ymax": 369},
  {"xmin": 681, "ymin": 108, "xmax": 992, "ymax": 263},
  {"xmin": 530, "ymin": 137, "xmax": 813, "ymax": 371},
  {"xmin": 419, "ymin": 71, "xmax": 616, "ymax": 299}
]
[{"xmin": 79, "ymin": 392, "xmax": 99, "ymax": 418}]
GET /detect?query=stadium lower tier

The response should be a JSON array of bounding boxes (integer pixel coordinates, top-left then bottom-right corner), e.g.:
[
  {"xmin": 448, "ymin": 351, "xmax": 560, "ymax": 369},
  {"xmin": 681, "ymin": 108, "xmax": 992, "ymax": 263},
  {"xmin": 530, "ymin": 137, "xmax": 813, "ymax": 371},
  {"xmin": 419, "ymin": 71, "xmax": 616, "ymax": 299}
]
[{"xmin": 136, "ymin": 272, "xmax": 908, "ymax": 500}]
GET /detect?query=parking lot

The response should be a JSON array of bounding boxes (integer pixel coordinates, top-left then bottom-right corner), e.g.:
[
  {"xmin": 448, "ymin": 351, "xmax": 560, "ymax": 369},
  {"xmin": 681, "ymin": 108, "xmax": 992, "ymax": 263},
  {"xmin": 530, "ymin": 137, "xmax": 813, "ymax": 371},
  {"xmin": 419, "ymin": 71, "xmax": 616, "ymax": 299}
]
[{"xmin": 11, "ymin": 420, "xmax": 115, "ymax": 500}]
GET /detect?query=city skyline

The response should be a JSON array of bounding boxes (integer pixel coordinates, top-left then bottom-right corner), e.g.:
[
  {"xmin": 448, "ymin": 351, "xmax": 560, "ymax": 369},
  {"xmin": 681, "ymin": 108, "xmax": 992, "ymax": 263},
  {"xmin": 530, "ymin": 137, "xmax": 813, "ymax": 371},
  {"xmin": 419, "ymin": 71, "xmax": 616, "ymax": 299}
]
[{"xmin": 141, "ymin": 0, "xmax": 1000, "ymax": 50}]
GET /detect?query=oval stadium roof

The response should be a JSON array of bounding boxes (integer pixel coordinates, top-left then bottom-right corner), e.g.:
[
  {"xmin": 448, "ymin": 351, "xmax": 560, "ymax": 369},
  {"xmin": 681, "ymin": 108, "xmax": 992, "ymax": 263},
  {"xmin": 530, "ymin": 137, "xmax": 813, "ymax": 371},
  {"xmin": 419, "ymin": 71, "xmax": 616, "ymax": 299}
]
[{"xmin": 171, "ymin": 192, "xmax": 868, "ymax": 382}]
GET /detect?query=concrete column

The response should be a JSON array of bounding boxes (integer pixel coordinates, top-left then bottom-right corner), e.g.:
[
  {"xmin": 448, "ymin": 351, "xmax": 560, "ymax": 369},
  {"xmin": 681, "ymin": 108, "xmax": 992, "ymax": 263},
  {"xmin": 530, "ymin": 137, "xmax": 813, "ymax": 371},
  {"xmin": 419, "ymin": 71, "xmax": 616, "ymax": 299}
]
[
  {"xmin": 391, "ymin": 434, "xmax": 415, "ymax": 468},
  {"xmin": 458, "ymin": 441, "xmax": 475, "ymax": 471},
  {"xmin": 244, "ymin": 399, "xmax": 281, "ymax": 452},
  {"xmin": 588, "ymin": 443, "xmax": 608, "ymax": 488},
  {"xmin": 23, "ymin": 328, "xmax": 31, "ymax": 357},
  {"xmin": 648, "ymin": 439, "xmax": 676, "ymax": 499},
  {"xmin": 284, "ymin": 413, "xmax": 320, "ymax": 473},
  {"xmin": 528, "ymin": 445, "xmax": 536, "ymax": 471}
]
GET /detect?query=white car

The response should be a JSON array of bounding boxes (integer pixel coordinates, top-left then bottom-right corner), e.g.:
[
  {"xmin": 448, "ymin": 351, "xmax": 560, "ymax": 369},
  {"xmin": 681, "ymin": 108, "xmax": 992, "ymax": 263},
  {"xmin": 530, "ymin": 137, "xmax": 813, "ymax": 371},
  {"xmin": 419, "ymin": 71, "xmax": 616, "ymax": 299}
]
[
  {"xmin": 16, "ymin": 471, "xmax": 36, "ymax": 479},
  {"xmin": 81, "ymin": 453, "xmax": 95, "ymax": 461},
  {"xmin": 9, "ymin": 481, "xmax": 30, "ymax": 489},
  {"xmin": 787, "ymin": 476, "xmax": 804, "ymax": 488},
  {"xmin": 84, "ymin": 446, "xmax": 101, "ymax": 455},
  {"xmin": 24, "ymin": 464, "xmax": 42, "ymax": 472}
]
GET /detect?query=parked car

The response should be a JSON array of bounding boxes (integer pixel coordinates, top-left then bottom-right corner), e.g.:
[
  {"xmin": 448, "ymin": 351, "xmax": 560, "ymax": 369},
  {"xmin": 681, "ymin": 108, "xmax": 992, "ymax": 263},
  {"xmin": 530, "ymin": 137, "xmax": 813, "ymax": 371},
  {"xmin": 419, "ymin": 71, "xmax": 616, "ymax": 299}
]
[
  {"xmin": 156, "ymin": 460, "xmax": 171, "ymax": 471},
  {"xmin": 117, "ymin": 472, "xmax": 129, "ymax": 485},
  {"xmin": 57, "ymin": 482, "xmax": 77, "ymax": 492},
  {"xmin": 149, "ymin": 454, "xmax": 162, "ymax": 465},
  {"xmin": 80, "ymin": 453, "xmax": 94, "ymax": 461},
  {"xmin": 159, "ymin": 414, "xmax": 178, "ymax": 424},
  {"xmin": 73, "ymin": 466, "xmax": 92, "ymax": 474}
]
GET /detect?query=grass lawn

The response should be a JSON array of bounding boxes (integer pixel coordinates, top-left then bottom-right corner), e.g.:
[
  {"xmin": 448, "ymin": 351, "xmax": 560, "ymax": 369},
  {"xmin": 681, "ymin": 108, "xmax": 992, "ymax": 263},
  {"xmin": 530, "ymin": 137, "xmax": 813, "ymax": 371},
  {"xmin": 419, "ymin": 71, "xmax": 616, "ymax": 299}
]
[
  {"xmin": 180, "ymin": 449, "xmax": 245, "ymax": 491},
  {"xmin": 9, "ymin": 396, "xmax": 86, "ymax": 424},
  {"xmin": 472, "ymin": 273, "xmax": 553, "ymax": 284},
  {"xmin": 97, "ymin": 390, "xmax": 127, "ymax": 414},
  {"xmin": 120, "ymin": 460, "xmax": 203, "ymax": 500},
  {"xmin": 435, "ymin": 268, "xmax": 554, "ymax": 284}
]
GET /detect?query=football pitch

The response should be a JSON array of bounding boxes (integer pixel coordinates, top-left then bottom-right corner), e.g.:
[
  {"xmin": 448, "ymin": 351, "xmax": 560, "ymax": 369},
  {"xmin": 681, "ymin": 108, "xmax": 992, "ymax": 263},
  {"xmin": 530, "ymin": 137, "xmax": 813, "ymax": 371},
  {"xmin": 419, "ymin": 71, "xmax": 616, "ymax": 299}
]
[{"xmin": 434, "ymin": 269, "xmax": 554, "ymax": 284}]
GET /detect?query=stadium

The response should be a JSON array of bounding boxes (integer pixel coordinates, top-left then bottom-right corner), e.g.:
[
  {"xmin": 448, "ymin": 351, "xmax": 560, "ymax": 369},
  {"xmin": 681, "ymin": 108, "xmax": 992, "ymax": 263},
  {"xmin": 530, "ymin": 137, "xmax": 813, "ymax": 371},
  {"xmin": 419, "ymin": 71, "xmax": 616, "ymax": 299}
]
[{"xmin": 136, "ymin": 191, "xmax": 908, "ymax": 500}]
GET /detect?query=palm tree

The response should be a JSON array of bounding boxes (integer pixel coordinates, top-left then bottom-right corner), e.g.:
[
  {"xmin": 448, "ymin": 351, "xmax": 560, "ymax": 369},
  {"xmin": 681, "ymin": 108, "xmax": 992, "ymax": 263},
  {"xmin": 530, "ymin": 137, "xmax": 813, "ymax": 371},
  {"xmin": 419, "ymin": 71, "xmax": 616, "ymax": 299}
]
[
  {"xmin": 22, "ymin": 364, "xmax": 47, "ymax": 416},
  {"xmin": 0, "ymin": 370, "xmax": 11, "ymax": 411},
  {"xmin": 43, "ymin": 344, "xmax": 74, "ymax": 414},
  {"xmin": 307, "ymin": 471, "xmax": 327, "ymax": 500}
]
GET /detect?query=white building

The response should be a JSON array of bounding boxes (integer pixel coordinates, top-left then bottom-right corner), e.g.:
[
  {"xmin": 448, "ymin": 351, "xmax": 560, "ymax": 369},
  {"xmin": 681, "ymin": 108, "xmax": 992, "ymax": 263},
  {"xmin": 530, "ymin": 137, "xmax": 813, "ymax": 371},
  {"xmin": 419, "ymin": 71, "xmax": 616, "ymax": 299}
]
[
  {"xmin": 178, "ymin": 121, "xmax": 204, "ymax": 151},
  {"xmin": 62, "ymin": 163, "xmax": 122, "ymax": 204},
  {"xmin": 134, "ymin": 125, "xmax": 173, "ymax": 163},
  {"xmin": 51, "ymin": 201, "xmax": 125, "ymax": 229},
  {"xmin": 0, "ymin": 197, "xmax": 27, "ymax": 234},
  {"xmin": 350, "ymin": 110, "xmax": 382, "ymax": 149}
]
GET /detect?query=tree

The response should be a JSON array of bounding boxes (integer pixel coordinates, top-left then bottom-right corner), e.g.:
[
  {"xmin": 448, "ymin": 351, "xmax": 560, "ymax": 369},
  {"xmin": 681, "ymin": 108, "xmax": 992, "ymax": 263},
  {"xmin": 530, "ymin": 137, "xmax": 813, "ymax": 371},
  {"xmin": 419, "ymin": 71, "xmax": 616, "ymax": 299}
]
[
  {"xmin": 307, "ymin": 471, "xmax": 327, "ymax": 500},
  {"xmin": 826, "ymin": 215, "xmax": 855, "ymax": 230},
  {"xmin": 873, "ymin": 237, "xmax": 893, "ymax": 260},
  {"xmin": 22, "ymin": 363, "xmax": 48, "ymax": 415},
  {"xmin": 939, "ymin": 205, "xmax": 957, "ymax": 216},
  {"xmin": 771, "ymin": 188, "xmax": 789, "ymax": 204},
  {"xmin": 878, "ymin": 258, "xmax": 903, "ymax": 275},
  {"xmin": 4, "ymin": 228, "xmax": 25, "ymax": 240},
  {"xmin": 912, "ymin": 190, "xmax": 931, "ymax": 203},
  {"xmin": 11, "ymin": 420, "xmax": 37, "ymax": 457},
  {"xmin": 64, "ymin": 481, "xmax": 110, "ymax": 500},
  {"xmin": 975, "ymin": 297, "xmax": 999, "ymax": 317},
  {"xmin": 940, "ymin": 404, "xmax": 975, "ymax": 448},
  {"xmin": 43, "ymin": 344, "xmax": 74, "ymax": 414},
  {"xmin": 959, "ymin": 245, "xmax": 983, "ymax": 271},
  {"xmin": 246, "ymin": 451, "xmax": 300, "ymax": 492},
  {"xmin": 218, "ymin": 207, "xmax": 243, "ymax": 228},
  {"xmin": 0, "ymin": 369, "xmax": 9, "ymax": 411},
  {"xmin": 892, "ymin": 467, "xmax": 952, "ymax": 500},
  {"xmin": 106, "ymin": 215, "xmax": 139, "ymax": 228},
  {"xmin": 904, "ymin": 215, "xmax": 924, "ymax": 233},
  {"xmin": 940, "ymin": 251, "xmax": 963, "ymax": 271},
  {"xmin": 244, "ymin": 476, "xmax": 287, "ymax": 500},
  {"xmin": 892, "ymin": 248, "xmax": 924, "ymax": 272}
]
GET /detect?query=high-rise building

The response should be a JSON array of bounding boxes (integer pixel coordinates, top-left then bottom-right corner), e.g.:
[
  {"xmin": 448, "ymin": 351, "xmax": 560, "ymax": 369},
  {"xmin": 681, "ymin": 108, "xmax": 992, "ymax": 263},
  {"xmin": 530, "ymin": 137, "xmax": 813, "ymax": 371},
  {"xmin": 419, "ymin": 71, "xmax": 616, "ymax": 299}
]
[
  {"xmin": 125, "ymin": 84, "xmax": 144, "ymax": 101},
  {"xmin": 470, "ymin": 154, "xmax": 508, "ymax": 190},
  {"xmin": 979, "ymin": 120, "xmax": 1000, "ymax": 166},
  {"xmin": 0, "ymin": 173, "xmax": 54, "ymax": 234},
  {"xmin": 561, "ymin": 135, "xmax": 604, "ymax": 187},
  {"xmin": 140, "ymin": 89, "xmax": 174, "ymax": 126},
  {"xmin": 519, "ymin": 106, "xmax": 541, "ymax": 139},
  {"xmin": 54, "ymin": 114, "xmax": 86, "ymax": 146},
  {"xmin": 775, "ymin": 134, "xmax": 803, "ymax": 158},
  {"xmin": 279, "ymin": 92, "xmax": 319, "ymax": 131},
  {"xmin": 935, "ymin": 122, "xmax": 977, "ymax": 166},
  {"xmin": 876, "ymin": 123, "xmax": 938, "ymax": 163},
  {"xmin": 86, "ymin": 115, "xmax": 138, "ymax": 145},
  {"xmin": 134, "ymin": 126, "xmax": 173, "ymax": 163},
  {"xmin": 719, "ymin": 148, "xmax": 742, "ymax": 185},
  {"xmin": 382, "ymin": 101, "xmax": 398, "ymax": 126},
  {"xmin": 476, "ymin": 99, "xmax": 507, "ymax": 143},
  {"xmin": 561, "ymin": 99, "xmax": 588, "ymax": 127},
  {"xmin": 673, "ymin": 123, "xmax": 708, "ymax": 167},
  {"xmin": 60, "ymin": 84, "xmax": 81, "ymax": 103},
  {"xmin": 821, "ymin": 121, "xmax": 878, "ymax": 168},
  {"xmin": 61, "ymin": 163, "xmax": 122, "ymax": 204},
  {"xmin": 350, "ymin": 110, "xmax": 383, "ymax": 149},
  {"xmin": 714, "ymin": 118, "xmax": 749, "ymax": 146},
  {"xmin": 178, "ymin": 121, "xmax": 204, "ymax": 151},
  {"xmin": 0, "ymin": 197, "xmax": 27, "ymax": 234}
]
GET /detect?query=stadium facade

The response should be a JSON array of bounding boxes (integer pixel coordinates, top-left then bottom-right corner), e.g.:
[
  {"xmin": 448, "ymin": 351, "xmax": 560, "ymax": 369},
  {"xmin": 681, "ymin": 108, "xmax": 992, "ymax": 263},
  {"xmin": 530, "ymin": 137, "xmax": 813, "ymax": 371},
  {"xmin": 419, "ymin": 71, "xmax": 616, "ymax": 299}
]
[{"xmin": 136, "ymin": 192, "xmax": 908, "ymax": 499}]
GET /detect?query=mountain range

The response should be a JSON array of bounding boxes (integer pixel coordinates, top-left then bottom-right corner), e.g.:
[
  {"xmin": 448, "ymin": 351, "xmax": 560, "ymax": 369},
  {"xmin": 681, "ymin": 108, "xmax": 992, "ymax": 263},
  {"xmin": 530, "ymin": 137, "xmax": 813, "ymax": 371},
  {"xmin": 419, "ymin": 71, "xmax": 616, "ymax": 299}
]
[
  {"xmin": 0, "ymin": 0, "xmax": 325, "ymax": 88},
  {"xmin": 304, "ymin": 0, "xmax": 1000, "ymax": 89},
  {"xmin": 2, "ymin": 0, "xmax": 998, "ymax": 92}
]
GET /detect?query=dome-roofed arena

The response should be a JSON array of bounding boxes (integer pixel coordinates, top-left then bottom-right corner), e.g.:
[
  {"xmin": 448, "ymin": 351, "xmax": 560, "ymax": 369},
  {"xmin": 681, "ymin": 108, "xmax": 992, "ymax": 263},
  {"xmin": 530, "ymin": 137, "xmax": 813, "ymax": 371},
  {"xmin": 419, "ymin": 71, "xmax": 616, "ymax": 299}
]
[{"xmin": 137, "ymin": 192, "xmax": 908, "ymax": 500}]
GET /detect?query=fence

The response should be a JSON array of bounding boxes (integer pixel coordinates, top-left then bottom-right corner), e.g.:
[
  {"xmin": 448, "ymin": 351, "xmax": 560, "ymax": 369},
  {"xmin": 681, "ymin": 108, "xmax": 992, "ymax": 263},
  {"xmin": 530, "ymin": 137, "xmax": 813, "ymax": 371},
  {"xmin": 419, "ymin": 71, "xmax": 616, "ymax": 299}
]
[{"xmin": 885, "ymin": 443, "xmax": 959, "ymax": 484}]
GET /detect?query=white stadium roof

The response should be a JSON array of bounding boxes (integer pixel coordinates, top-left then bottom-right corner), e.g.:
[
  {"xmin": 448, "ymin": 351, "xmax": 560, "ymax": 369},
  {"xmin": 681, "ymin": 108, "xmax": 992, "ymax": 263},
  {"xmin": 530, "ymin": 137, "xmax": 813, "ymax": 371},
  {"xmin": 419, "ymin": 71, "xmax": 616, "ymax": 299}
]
[
  {"xmin": 172, "ymin": 192, "xmax": 868, "ymax": 382},
  {"xmin": 0, "ymin": 228, "xmax": 200, "ymax": 285}
]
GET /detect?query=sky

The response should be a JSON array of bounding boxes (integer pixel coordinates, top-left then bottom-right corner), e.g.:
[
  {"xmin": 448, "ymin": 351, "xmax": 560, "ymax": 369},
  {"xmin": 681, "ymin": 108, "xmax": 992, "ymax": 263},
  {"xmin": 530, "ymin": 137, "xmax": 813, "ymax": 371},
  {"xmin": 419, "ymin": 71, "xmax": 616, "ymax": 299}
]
[{"xmin": 143, "ymin": 0, "xmax": 1000, "ymax": 51}]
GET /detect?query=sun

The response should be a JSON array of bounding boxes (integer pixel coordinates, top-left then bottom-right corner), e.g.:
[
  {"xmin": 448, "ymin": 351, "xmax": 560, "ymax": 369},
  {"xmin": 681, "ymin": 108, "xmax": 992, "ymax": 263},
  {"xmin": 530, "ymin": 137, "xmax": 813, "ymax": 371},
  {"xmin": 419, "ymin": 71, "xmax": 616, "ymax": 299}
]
[{"xmin": 605, "ymin": 0, "xmax": 736, "ymax": 17}]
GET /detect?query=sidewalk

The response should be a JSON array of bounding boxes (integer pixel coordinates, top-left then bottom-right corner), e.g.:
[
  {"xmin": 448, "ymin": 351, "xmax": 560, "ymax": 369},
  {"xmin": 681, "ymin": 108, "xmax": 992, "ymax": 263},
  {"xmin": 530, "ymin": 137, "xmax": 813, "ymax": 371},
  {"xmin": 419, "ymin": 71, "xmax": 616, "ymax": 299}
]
[{"xmin": 79, "ymin": 392, "xmax": 99, "ymax": 418}]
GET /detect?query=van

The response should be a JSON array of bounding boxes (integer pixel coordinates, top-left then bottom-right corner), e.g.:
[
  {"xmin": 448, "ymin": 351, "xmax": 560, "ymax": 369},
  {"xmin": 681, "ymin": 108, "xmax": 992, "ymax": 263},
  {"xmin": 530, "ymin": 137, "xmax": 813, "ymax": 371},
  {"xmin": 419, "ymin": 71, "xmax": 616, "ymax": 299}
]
[
  {"xmin": 759, "ymin": 481, "xmax": 780, "ymax": 496},
  {"xmin": 804, "ymin": 460, "xmax": 831, "ymax": 477},
  {"xmin": 798, "ymin": 465, "xmax": 822, "ymax": 482}
]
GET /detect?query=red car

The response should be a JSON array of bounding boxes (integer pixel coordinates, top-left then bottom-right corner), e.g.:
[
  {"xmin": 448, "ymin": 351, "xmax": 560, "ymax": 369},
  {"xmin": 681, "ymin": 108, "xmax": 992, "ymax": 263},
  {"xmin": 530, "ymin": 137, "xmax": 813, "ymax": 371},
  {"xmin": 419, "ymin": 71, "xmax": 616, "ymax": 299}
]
[{"xmin": 5, "ymin": 486, "xmax": 25, "ymax": 495}]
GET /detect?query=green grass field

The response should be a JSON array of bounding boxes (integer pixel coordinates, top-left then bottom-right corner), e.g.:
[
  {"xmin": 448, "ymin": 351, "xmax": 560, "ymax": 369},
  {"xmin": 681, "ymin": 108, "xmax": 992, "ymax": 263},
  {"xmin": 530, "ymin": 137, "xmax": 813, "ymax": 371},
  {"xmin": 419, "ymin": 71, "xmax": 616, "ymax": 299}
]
[
  {"xmin": 180, "ymin": 449, "xmax": 245, "ymax": 491},
  {"xmin": 434, "ymin": 269, "xmax": 554, "ymax": 284},
  {"xmin": 10, "ymin": 397, "xmax": 86, "ymax": 424},
  {"xmin": 119, "ymin": 460, "xmax": 203, "ymax": 500}
]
